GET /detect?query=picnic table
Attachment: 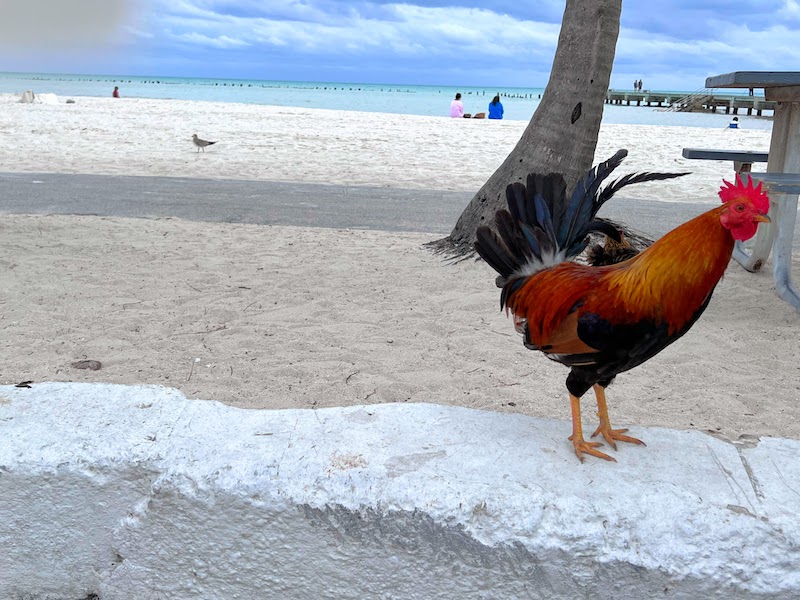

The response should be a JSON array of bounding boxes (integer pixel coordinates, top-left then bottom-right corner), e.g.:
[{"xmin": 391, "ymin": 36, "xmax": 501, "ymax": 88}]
[{"xmin": 705, "ymin": 71, "xmax": 800, "ymax": 311}]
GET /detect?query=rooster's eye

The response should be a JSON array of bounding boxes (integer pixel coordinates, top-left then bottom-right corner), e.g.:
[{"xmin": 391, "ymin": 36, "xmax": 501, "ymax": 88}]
[{"xmin": 735, "ymin": 203, "xmax": 745, "ymax": 212}]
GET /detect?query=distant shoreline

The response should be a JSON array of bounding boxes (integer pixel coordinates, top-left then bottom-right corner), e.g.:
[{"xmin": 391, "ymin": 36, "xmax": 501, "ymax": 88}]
[
  {"xmin": 0, "ymin": 71, "xmax": 773, "ymax": 128},
  {"xmin": 0, "ymin": 69, "xmax": 546, "ymax": 93}
]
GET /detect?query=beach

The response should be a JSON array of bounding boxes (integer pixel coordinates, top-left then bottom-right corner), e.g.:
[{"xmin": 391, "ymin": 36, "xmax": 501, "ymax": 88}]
[
  {"xmin": 1, "ymin": 93, "xmax": 798, "ymax": 441},
  {"xmin": 0, "ymin": 93, "xmax": 772, "ymax": 197}
]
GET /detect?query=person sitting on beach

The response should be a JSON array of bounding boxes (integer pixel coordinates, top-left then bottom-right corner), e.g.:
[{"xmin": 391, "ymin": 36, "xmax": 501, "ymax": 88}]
[
  {"xmin": 450, "ymin": 93, "xmax": 464, "ymax": 118},
  {"xmin": 488, "ymin": 95, "xmax": 504, "ymax": 119},
  {"xmin": 112, "ymin": 86, "xmax": 120, "ymax": 98},
  {"xmin": 729, "ymin": 116, "xmax": 739, "ymax": 129}
]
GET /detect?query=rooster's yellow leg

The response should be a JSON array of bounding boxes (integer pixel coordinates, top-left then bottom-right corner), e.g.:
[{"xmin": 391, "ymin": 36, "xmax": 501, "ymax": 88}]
[
  {"xmin": 568, "ymin": 393, "xmax": 615, "ymax": 463},
  {"xmin": 590, "ymin": 384, "xmax": 646, "ymax": 450}
]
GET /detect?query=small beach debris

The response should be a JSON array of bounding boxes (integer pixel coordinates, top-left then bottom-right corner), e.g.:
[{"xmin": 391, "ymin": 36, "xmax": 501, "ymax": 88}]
[
  {"xmin": 187, "ymin": 357, "xmax": 200, "ymax": 382},
  {"xmin": 72, "ymin": 360, "xmax": 102, "ymax": 371}
]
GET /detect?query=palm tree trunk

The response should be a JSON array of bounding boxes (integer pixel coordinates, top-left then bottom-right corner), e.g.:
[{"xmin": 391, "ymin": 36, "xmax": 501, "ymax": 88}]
[{"xmin": 441, "ymin": 0, "xmax": 622, "ymax": 254}]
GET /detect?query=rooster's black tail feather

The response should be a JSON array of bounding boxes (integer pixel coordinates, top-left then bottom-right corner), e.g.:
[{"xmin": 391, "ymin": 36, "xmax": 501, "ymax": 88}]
[{"xmin": 474, "ymin": 150, "xmax": 688, "ymax": 287}]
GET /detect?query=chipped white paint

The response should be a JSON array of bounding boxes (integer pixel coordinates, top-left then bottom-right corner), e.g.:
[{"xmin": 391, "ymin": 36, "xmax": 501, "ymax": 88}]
[{"xmin": 1, "ymin": 383, "xmax": 798, "ymax": 599}]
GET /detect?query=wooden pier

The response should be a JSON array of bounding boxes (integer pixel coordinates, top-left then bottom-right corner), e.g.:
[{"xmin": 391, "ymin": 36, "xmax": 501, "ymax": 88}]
[{"xmin": 605, "ymin": 90, "xmax": 776, "ymax": 115}]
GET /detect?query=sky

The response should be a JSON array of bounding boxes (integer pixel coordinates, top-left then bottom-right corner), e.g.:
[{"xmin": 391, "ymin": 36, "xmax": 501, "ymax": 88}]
[{"xmin": 1, "ymin": 0, "xmax": 800, "ymax": 90}]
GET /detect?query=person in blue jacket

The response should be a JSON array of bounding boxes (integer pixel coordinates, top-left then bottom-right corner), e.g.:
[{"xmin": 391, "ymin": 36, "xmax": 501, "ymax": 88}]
[{"xmin": 488, "ymin": 95, "xmax": 504, "ymax": 119}]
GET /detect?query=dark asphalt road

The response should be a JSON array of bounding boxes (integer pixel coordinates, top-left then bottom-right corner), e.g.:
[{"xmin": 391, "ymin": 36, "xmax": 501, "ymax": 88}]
[
  {"xmin": 0, "ymin": 172, "xmax": 469, "ymax": 235},
  {"xmin": 0, "ymin": 171, "xmax": 795, "ymax": 245}
]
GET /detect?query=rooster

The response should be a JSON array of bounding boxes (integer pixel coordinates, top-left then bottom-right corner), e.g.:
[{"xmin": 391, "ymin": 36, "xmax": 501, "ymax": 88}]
[{"xmin": 474, "ymin": 150, "xmax": 770, "ymax": 462}]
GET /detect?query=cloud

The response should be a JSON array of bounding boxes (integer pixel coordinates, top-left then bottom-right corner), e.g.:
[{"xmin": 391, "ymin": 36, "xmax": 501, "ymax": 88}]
[
  {"xmin": 170, "ymin": 31, "xmax": 250, "ymax": 48},
  {"xmin": 612, "ymin": 2, "xmax": 800, "ymax": 89},
  {"xmin": 778, "ymin": 0, "xmax": 800, "ymax": 20},
  {"xmin": 2, "ymin": 0, "xmax": 799, "ymax": 89},
  {"xmin": 145, "ymin": 1, "xmax": 559, "ymax": 65}
]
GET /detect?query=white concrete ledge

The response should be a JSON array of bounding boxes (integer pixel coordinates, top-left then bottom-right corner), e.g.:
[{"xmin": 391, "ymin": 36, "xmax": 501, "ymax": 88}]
[{"xmin": 1, "ymin": 383, "xmax": 799, "ymax": 599}]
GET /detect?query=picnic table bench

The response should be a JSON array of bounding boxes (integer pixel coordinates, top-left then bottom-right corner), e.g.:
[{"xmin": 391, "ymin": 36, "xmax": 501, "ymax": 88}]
[{"xmin": 681, "ymin": 148, "xmax": 768, "ymax": 173}]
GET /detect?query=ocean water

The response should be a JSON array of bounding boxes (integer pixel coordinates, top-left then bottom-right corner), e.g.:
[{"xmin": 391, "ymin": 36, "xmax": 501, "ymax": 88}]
[{"xmin": 0, "ymin": 71, "xmax": 773, "ymax": 130}]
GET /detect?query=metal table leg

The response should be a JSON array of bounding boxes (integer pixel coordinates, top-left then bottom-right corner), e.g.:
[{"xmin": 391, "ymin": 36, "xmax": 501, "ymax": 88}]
[{"xmin": 771, "ymin": 193, "xmax": 800, "ymax": 310}]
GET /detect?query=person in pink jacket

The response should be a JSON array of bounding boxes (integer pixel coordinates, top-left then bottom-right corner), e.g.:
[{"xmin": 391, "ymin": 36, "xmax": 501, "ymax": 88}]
[{"xmin": 449, "ymin": 93, "xmax": 464, "ymax": 118}]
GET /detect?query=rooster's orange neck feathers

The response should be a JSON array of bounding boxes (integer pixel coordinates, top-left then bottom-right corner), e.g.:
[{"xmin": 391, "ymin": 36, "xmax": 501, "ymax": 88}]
[{"xmin": 601, "ymin": 207, "xmax": 734, "ymax": 331}]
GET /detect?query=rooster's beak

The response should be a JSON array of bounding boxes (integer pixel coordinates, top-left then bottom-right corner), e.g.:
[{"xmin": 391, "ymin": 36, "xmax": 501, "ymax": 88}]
[{"xmin": 755, "ymin": 214, "xmax": 771, "ymax": 224}]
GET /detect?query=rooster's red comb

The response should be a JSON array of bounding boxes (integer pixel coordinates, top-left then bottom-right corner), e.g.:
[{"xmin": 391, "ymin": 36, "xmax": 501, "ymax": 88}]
[{"xmin": 719, "ymin": 174, "xmax": 770, "ymax": 213}]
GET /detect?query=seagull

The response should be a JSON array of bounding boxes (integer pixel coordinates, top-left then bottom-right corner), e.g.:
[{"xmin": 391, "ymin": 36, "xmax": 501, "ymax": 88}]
[{"xmin": 192, "ymin": 134, "xmax": 217, "ymax": 153}]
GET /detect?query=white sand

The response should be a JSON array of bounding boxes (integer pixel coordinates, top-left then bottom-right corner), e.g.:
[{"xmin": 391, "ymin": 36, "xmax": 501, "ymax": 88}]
[
  {"xmin": 0, "ymin": 93, "xmax": 772, "ymax": 200},
  {"xmin": 1, "ymin": 93, "xmax": 798, "ymax": 442}
]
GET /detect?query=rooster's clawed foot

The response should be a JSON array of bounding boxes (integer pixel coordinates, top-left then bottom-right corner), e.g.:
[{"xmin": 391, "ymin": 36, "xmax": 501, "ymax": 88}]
[
  {"xmin": 568, "ymin": 434, "xmax": 616, "ymax": 463},
  {"xmin": 591, "ymin": 423, "xmax": 646, "ymax": 450}
]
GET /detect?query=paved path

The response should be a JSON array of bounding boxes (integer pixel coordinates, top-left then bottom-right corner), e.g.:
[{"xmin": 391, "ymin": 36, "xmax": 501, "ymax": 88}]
[
  {"xmin": 0, "ymin": 171, "xmax": 796, "ymax": 245},
  {"xmin": 0, "ymin": 172, "xmax": 469, "ymax": 235}
]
